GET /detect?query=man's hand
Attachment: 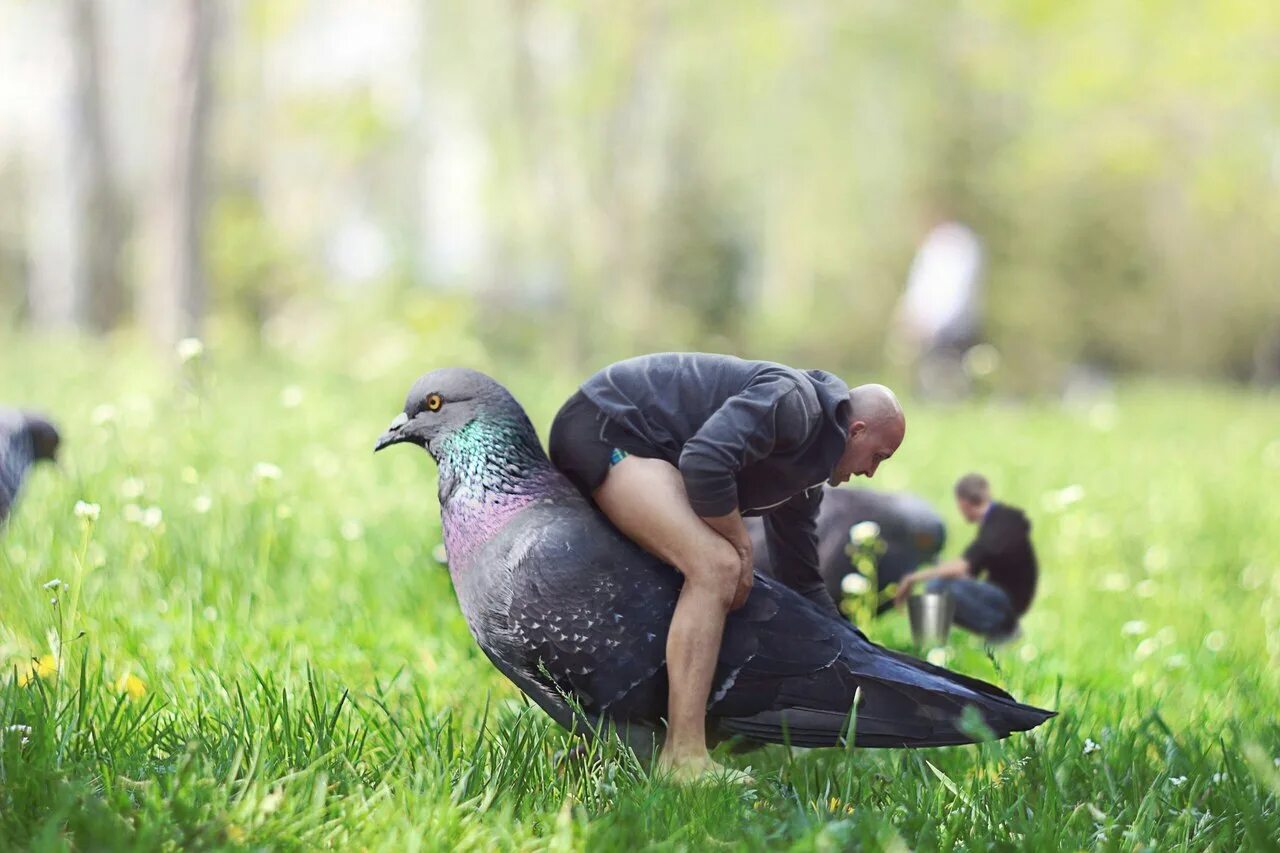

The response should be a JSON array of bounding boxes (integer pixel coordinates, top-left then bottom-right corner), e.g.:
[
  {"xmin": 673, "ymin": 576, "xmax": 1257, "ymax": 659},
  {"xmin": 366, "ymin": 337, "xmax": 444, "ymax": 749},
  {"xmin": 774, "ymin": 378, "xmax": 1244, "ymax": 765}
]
[
  {"xmin": 893, "ymin": 573, "xmax": 919, "ymax": 608},
  {"xmin": 702, "ymin": 510, "xmax": 754, "ymax": 610}
]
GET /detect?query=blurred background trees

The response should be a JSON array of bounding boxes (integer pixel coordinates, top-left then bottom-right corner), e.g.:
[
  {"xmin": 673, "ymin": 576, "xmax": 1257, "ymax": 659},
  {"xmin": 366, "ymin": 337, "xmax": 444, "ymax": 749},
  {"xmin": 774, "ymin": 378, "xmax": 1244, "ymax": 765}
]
[{"xmin": 1, "ymin": 0, "xmax": 1278, "ymax": 391}]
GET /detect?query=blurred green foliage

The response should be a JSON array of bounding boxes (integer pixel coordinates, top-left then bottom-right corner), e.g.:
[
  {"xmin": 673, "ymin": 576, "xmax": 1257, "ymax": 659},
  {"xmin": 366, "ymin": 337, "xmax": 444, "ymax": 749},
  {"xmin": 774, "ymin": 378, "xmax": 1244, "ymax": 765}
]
[{"xmin": 6, "ymin": 0, "xmax": 1279, "ymax": 390}]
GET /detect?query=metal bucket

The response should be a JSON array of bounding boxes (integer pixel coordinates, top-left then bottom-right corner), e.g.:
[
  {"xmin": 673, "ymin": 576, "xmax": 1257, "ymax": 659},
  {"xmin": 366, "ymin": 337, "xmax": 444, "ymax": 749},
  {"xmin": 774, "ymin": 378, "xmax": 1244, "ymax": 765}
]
[{"xmin": 908, "ymin": 591, "xmax": 955, "ymax": 649}]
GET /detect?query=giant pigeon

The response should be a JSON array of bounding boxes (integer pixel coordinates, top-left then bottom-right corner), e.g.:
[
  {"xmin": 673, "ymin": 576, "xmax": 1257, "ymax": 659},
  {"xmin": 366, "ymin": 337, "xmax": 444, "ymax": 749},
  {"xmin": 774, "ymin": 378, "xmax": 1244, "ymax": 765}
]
[
  {"xmin": 375, "ymin": 369, "xmax": 1052, "ymax": 751},
  {"xmin": 0, "ymin": 409, "xmax": 59, "ymax": 526}
]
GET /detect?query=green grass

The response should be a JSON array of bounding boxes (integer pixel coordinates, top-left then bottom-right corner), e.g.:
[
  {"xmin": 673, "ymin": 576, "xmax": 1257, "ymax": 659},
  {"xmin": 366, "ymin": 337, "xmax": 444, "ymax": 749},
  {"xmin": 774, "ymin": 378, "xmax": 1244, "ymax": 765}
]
[{"xmin": 2, "ymin": 336, "xmax": 1279, "ymax": 850}]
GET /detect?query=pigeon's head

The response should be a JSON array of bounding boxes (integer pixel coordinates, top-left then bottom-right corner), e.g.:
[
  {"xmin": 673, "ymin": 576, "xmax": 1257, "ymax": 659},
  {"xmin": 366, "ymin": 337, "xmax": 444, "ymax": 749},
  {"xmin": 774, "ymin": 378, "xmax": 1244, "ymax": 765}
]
[
  {"xmin": 23, "ymin": 413, "xmax": 60, "ymax": 462},
  {"xmin": 374, "ymin": 368, "xmax": 525, "ymax": 458}
]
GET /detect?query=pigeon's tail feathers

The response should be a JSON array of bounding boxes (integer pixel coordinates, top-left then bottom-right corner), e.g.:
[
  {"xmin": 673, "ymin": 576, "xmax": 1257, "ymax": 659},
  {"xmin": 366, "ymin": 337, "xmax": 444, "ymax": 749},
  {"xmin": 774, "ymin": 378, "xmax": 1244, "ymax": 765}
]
[{"xmin": 717, "ymin": 651, "xmax": 1054, "ymax": 749}]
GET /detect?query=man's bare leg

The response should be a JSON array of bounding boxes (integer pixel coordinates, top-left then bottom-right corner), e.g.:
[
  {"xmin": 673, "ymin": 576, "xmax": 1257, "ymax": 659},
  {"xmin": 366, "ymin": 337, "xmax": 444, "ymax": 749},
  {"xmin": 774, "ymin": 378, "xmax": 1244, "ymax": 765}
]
[{"xmin": 593, "ymin": 456, "xmax": 744, "ymax": 780}]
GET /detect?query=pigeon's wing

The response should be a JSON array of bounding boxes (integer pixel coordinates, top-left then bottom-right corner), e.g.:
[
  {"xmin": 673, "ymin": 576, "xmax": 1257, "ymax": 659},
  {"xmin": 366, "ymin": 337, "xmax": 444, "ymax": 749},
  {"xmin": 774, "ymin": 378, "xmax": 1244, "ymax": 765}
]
[
  {"xmin": 503, "ymin": 508, "xmax": 678, "ymax": 724},
  {"xmin": 498, "ymin": 505, "xmax": 1052, "ymax": 750},
  {"xmin": 711, "ymin": 575, "xmax": 1053, "ymax": 748}
]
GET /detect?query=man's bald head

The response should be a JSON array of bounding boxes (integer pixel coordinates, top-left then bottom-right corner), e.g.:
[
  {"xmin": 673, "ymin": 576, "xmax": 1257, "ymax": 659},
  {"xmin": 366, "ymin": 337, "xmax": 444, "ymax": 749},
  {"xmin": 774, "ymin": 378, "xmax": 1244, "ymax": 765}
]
[
  {"xmin": 849, "ymin": 383, "xmax": 905, "ymax": 433},
  {"xmin": 829, "ymin": 383, "xmax": 906, "ymax": 484}
]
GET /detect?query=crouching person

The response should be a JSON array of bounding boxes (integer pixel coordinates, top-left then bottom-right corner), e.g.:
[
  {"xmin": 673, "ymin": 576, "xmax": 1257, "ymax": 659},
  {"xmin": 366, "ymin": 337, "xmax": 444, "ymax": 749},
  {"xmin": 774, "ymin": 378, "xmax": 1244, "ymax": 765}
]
[{"xmin": 894, "ymin": 473, "xmax": 1037, "ymax": 641}]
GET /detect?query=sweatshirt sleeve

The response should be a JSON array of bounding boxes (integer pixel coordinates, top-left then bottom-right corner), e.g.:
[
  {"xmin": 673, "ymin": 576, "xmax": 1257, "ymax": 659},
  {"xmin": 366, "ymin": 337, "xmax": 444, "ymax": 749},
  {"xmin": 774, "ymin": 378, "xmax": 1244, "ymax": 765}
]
[
  {"xmin": 677, "ymin": 374, "xmax": 814, "ymax": 517},
  {"xmin": 763, "ymin": 487, "xmax": 839, "ymax": 616}
]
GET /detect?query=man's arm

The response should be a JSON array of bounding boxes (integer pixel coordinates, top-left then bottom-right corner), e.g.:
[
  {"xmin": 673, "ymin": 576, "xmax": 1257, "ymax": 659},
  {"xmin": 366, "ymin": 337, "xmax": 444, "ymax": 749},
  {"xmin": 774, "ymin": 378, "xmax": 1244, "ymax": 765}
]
[
  {"xmin": 677, "ymin": 373, "xmax": 815, "ymax": 609},
  {"xmin": 677, "ymin": 374, "xmax": 811, "ymax": 517},
  {"xmin": 894, "ymin": 512, "xmax": 1003, "ymax": 606},
  {"xmin": 763, "ymin": 487, "xmax": 838, "ymax": 616},
  {"xmin": 893, "ymin": 557, "xmax": 971, "ymax": 607}
]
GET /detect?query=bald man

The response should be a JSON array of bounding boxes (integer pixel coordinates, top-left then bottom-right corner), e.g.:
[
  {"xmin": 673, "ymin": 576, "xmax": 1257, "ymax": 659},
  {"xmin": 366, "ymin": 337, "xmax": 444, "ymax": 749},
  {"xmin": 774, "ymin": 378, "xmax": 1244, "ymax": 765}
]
[{"xmin": 549, "ymin": 353, "xmax": 905, "ymax": 780}]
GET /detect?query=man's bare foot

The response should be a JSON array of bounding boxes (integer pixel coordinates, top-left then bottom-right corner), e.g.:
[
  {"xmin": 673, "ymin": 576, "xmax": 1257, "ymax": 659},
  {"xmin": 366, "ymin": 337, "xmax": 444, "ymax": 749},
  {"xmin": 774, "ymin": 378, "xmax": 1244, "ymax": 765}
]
[{"xmin": 657, "ymin": 752, "xmax": 754, "ymax": 784}]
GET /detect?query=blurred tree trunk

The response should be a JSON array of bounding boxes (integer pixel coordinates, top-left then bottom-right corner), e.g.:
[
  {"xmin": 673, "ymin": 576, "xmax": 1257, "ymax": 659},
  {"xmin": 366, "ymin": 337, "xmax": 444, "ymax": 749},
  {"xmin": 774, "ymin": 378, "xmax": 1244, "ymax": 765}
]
[
  {"xmin": 142, "ymin": 0, "xmax": 215, "ymax": 347},
  {"xmin": 26, "ymin": 0, "xmax": 123, "ymax": 333},
  {"xmin": 74, "ymin": 0, "xmax": 126, "ymax": 331}
]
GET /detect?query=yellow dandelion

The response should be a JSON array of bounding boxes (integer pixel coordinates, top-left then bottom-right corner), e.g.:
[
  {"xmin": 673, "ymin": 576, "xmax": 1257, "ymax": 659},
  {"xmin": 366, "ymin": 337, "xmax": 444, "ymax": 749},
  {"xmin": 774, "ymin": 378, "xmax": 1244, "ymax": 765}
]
[
  {"xmin": 115, "ymin": 672, "xmax": 147, "ymax": 700},
  {"xmin": 18, "ymin": 654, "xmax": 58, "ymax": 686}
]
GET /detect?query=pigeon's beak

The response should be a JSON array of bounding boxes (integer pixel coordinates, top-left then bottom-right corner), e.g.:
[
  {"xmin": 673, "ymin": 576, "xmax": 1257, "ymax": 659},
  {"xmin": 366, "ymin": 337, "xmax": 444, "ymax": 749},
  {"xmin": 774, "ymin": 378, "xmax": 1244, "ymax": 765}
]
[{"xmin": 374, "ymin": 412, "xmax": 411, "ymax": 453}]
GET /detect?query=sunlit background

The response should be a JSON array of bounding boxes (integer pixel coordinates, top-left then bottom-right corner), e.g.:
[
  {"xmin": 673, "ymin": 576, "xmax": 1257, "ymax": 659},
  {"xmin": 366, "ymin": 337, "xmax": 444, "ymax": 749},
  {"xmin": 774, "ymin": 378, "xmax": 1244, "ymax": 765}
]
[{"xmin": 2, "ymin": 1, "xmax": 1279, "ymax": 389}]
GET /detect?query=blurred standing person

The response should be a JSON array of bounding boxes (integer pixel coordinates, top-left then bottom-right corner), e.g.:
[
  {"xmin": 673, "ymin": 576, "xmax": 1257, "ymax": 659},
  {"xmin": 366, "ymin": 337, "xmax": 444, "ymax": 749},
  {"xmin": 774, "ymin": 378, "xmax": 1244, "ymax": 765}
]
[
  {"xmin": 891, "ymin": 220, "xmax": 984, "ymax": 400},
  {"xmin": 893, "ymin": 473, "xmax": 1036, "ymax": 641}
]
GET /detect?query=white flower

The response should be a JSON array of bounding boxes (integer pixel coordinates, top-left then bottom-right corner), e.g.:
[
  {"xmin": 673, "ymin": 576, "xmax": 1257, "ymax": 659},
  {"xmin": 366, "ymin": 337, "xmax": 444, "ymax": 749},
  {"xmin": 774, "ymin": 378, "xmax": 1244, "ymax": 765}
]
[
  {"xmin": 431, "ymin": 544, "xmax": 449, "ymax": 565},
  {"xmin": 74, "ymin": 501, "xmax": 101, "ymax": 522},
  {"xmin": 1057, "ymin": 484, "xmax": 1085, "ymax": 506},
  {"xmin": 840, "ymin": 573, "xmax": 871, "ymax": 596},
  {"xmin": 42, "ymin": 578, "xmax": 63, "ymax": 591},
  {"xmin": 123, "ymin": 503, "xmax": 144, "ymax": 523},
  {"xmin": 141, "ymin": 506, "xmax": 163, "ymax": 529},
  {"xmin": 192, "ymin": 495, "xmax": 212, "ymax": 514},
  {"xmin": 3, "ymin": 724, "xmax": 31, "ymax": 746},
  {"xmin": 1121, "ymin": 620, "xmax": 1147, "ymax": 637},
  {"xmin": 253, "ymin": 462, "xmax": 282, "ymax": 482},
  {"xmin": 90, "ymin": 404, "xmax": 117, "ymax": 426},
  {"xmin": 340, "ymin": 519, "xmax": 364, "ymax": 542},
  {"xmin": 1203, "ymin": 631, "xmax": 1226, "ymax": 652},
  {"xmin": 281, "ymin": 385, "xmax": 304, "ymax": 408},
  {"xmin": 1099, "ymin": 573, "xmax": 1130, "ymax": 592},
  {"xmin": 1169, "ymin": 775, "xmax": 1187, "ymax": 787},
  {"xmin": 848, "ymin": 520, "xmax": 881, "ymax": 546},
  {"xmin": 1134, "ymin": 579, "xmax": 1159, "ymax": 598},
  {"xmin": 1083, "ymin": 738, "xmax": 1101, "ymax": 755},
  {"xmin": 1212, "ymin": 772, "xmax": 1226, "ymax": 784},
  {"xmin": 1135, "ymin": 638, "xmax": 1159, "ymax": 661},
  {"xmin": 176, "ymin": 337, "xmax": 204, "ymax": 363},
  {"xmin": 1043, "ymin": 484, "xmax": 1085, "ymax": 512},
  {"xmin": 926, "ymin": 648, "xmax": 949, "ymax": 666},
  {"xmin": 1164, "ymin": 654, "xmax": 1188, "ymax": 669},
  {"xmin": 120, "ymin": 477, "xmax": 145, "ymax": 499}
]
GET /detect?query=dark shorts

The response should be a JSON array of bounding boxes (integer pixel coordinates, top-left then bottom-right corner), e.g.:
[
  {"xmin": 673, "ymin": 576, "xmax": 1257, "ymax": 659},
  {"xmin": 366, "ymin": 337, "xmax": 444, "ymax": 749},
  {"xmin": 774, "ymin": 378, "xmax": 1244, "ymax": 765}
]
[{"xmin": 549, "ymin": 390, "xmax": 626, "ymax": 498}]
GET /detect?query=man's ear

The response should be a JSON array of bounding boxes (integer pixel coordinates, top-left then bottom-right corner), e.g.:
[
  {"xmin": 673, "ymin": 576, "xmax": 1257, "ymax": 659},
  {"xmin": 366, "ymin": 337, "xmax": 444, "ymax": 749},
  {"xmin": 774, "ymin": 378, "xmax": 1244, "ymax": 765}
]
[{"xmin": 848, "ymin": 420, "xmax": 867, "ymax": 439}]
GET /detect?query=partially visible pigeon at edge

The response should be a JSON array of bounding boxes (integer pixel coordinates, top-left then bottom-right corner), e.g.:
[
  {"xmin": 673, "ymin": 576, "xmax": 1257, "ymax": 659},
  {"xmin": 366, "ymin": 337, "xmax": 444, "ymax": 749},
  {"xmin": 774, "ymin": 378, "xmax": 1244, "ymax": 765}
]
[{"xmin": 0, "ymin": 409, "xmax": 60, "ymax": 526}]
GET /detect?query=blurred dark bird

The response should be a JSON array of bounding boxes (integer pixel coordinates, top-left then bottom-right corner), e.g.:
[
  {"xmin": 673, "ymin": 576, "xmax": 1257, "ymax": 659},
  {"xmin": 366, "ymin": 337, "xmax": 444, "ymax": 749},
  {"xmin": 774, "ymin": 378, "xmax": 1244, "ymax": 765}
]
[
  {"xmin": 750, "ymin": 486, "xmax": 947, "ymax": 614},
  {"xmin": 376, "ymin": 369, "xmax": 1052, "ymax": 751},
  {"xmin": 0, "ymin": 410, "xmax": 60, "ymax": 526}
]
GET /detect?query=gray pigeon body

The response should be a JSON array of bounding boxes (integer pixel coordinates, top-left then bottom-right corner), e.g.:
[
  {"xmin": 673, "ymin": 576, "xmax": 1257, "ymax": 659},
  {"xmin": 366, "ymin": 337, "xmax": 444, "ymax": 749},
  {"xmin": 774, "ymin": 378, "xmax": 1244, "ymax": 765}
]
[
  {"xmin": 0, "ymin": 410, "xmax": 59, "ymax": 526},
  {"xmin": 376, "ymin": 369, "xmax": 1053, "ymax": 751}
]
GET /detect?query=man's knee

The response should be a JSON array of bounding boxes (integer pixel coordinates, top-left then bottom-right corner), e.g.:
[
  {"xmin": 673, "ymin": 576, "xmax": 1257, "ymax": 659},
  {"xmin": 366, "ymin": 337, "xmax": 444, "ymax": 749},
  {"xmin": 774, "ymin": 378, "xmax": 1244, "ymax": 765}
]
[{"xmin": 680, "ymin": 540, "xmax": 741, "ymax": 608}]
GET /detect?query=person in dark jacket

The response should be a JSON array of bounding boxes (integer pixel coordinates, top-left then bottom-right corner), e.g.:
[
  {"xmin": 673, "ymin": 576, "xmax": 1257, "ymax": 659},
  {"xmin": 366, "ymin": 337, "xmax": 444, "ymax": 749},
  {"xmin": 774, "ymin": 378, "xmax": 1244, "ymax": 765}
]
[
  {"xmin": 893, "ymin": 473, "xmax": 1037, "ymax": 640},
  {"xmin": 749, "ymin": 486, "xmax": 946, "ymax": 613},
  {"xmin": 549, "ymin": 353, "xmax": 905, "ymax": 780}
]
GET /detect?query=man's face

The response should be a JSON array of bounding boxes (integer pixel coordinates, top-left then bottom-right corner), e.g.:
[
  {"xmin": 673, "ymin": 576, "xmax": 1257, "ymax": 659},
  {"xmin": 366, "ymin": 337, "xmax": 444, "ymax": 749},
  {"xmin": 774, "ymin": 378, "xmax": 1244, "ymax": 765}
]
[
  {"xmin": 829, "ymin": 419, "xmax": 904, "ymax": 485},
  {"xmin": 956, "ymin": 497, "xmax": 985, "ymax": 523}
]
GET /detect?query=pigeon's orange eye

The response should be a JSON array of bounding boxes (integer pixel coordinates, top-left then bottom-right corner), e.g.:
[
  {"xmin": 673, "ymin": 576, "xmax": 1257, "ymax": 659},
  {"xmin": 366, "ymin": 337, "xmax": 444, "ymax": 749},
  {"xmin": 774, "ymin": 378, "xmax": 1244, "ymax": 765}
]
[{"xmin": 425, "ymin": 393, "xmax": 443, "ymax": 412}]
